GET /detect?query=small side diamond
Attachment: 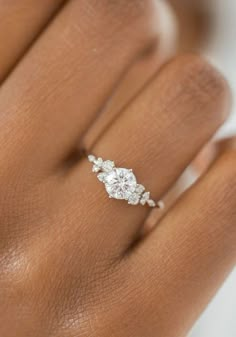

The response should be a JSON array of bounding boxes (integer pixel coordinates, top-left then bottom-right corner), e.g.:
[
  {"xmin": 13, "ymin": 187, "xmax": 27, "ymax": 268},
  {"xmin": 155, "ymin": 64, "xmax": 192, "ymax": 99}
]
[
  {"xmin": 128, "ymin": 193, "xmax": 140, "ymax": 205},
  {"xmin": 140, "ymin": 192, "xmax": 150, "ymax": 205},
  {"xmin": 135, "ymin": 184, "xmax": 145, "ymax": 195},
  {"xmin": 88, "ymin": 155, "xmax": 96, "ymax": 163},
  {"xmin": 102, "ymin": 160, "xmax": 115, "ymax": 172},
  {"xmin": 157, "ymin": 201, "xmax": 165, "ymax": 209},
  {"xmin": 147, "ymin": 199, "xmax": 156, "ymax": 207},
  {"xmin": 92, "ymin": 157, "xmax": 103, "ymax": 172},
  {"xmin": 97, "ymin": 172, "xmax": 107, "ymax": 182},
  {"xmin": 95, "ymin": 157, "xmax": 103, "ymax": 167},
  {"xmin": 92, "ymin": 165, "xmax": 101, "ymax": 173}
]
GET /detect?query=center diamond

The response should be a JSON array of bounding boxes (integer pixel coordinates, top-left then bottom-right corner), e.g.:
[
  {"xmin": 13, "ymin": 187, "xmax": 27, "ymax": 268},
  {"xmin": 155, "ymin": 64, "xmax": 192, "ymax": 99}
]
[{"xmin": 104, "ymin": 168, "xmax": 137, "ymax": 200}]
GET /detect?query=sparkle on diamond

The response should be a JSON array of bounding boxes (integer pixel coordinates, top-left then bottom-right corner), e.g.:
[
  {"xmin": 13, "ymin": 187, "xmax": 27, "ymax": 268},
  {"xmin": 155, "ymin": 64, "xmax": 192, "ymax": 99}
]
[{"xmin": 104, "ymin": 168, "xmax": 137, "ymax": 200}]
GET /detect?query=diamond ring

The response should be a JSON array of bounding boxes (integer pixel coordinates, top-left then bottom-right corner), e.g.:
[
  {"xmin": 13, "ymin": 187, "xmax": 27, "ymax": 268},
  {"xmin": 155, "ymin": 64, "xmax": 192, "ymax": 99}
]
[{"xmin": 88, "ymin": 154, "xmax": 164, "ymax": 209}]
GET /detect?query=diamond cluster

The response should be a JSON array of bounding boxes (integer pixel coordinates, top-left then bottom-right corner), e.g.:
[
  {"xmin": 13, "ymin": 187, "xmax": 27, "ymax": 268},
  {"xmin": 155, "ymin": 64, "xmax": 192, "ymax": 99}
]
[{"xmin": 88, "ymin": 155, "xmax": 159, "ymax": 207}]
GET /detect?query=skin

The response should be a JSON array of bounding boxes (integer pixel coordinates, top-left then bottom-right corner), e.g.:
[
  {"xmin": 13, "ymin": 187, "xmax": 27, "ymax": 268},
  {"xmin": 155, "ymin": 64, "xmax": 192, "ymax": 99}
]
[{"xmin": 0, "ymin": 1, "xmax": 235, "ymax": 337}]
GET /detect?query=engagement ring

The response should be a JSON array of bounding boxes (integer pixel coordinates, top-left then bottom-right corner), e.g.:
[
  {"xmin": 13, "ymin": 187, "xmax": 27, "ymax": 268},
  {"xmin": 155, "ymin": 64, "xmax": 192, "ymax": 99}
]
[{"xmin": 88, "ymin": 154, "xmax": 164, "ymax": 209}]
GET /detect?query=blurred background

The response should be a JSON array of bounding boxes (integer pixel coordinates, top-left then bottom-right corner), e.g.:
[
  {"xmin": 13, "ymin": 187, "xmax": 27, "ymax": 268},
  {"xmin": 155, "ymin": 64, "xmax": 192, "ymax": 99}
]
[{"xmin": 168, "ymin": 1, "xmax": 236, "ymax": 336}]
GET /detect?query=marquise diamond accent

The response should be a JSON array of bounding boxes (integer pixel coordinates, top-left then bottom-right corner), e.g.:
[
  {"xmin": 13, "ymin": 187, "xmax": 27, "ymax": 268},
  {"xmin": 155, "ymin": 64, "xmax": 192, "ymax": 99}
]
[{"xmin": 88, "ymin": 154, "xmax": 164, "ymax": 208}]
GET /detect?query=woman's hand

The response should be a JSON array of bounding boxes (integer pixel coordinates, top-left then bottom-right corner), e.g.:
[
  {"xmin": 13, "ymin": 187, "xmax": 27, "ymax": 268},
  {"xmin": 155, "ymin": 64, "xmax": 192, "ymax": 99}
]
[{"xmin": 0, "ymin": 1, "xmax": 234, "ymax": 337}]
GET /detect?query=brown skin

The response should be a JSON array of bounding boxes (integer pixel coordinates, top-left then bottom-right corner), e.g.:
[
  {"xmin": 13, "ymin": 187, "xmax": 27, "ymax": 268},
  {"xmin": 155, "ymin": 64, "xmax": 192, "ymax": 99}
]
[
  {"xmin": 0, "ymin": 1, "xmax": 235, "ymax": 337},
  {"xmin": 0, "ymin": 0, "xmax": 65, "ymax": 81}
]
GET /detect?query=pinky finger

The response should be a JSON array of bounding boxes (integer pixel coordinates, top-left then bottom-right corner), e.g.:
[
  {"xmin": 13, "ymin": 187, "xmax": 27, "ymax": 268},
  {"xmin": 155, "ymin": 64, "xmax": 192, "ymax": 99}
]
[{"xmin": 122, "ymin": 148, "xmax": 236, "ymax": 337}]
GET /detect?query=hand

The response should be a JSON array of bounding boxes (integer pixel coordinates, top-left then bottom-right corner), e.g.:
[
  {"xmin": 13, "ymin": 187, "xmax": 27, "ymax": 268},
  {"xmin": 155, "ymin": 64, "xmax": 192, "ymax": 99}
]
[{"xmin": 0, "ymin": 1, "xmax": 234, "ymax": 337}]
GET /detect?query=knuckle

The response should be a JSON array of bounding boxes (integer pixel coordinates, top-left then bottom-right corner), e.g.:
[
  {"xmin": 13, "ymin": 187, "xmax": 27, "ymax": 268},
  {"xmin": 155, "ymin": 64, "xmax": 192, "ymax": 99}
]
[
  {"xmin": 181, "ymin": 54, "xmax": 227, "ymax": 92},
  {"xmin": 97, "ymin": 0, "xmax": 161, "ymax": 51},
  {"xmin": 176, "ymin": 54, "xmax": 230, "ymax": 123},
  {"xmin": 69, "ymin": 1, "xmax": 163, "ymax": 66}
]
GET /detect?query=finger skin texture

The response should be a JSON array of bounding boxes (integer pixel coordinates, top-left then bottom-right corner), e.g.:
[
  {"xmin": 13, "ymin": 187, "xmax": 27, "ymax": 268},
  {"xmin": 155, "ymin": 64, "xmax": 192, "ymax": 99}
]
[
  {"xmin": 0, "ymin": 0, "xmax": 65, "ymax": 81},
  {"xmin": 0, "ymin": 1, "xmax": 234, "ymax": 337},
  {"xmin": 121, "ymin": 151, "xmax": 236, "ymax": 337}
]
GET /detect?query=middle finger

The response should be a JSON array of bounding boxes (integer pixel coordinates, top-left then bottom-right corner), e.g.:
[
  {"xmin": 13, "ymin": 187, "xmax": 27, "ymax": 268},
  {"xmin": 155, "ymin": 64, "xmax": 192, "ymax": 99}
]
[{"xmin": 0, "ymin": 0, "xmax": 164, "ymax": 178}]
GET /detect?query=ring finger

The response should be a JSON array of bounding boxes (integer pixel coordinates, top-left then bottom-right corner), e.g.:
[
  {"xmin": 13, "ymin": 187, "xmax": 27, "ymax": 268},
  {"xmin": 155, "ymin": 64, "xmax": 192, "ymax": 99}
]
[{"xmin": 63, "ymin": 54, "xmax": 229, "ymax": 255}]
